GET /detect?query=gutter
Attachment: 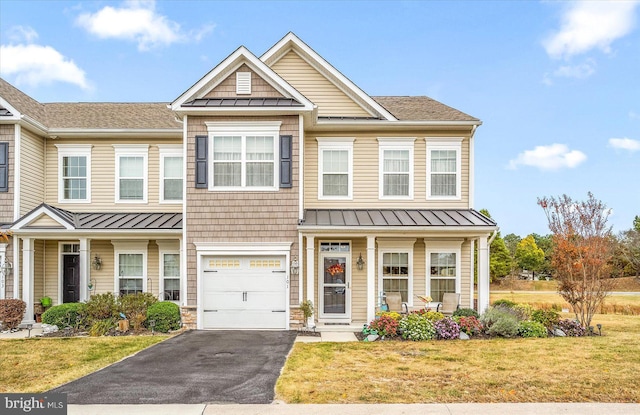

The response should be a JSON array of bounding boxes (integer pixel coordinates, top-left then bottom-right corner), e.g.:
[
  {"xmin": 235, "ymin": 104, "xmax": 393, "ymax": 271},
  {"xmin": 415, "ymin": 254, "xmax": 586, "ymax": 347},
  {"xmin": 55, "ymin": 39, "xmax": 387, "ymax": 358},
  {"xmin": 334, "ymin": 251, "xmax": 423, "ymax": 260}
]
[{"xmin": 488, "ymin": 229, "xmax": 499, "ymax": 244}]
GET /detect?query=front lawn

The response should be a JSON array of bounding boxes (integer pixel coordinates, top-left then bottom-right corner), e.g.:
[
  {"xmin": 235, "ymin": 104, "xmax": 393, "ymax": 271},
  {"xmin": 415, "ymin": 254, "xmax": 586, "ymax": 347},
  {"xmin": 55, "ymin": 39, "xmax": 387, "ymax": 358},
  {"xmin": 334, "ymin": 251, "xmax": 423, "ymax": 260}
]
[
  {"xmin": 0, "ymin": 335, "xmax": 168, "ymax": 393},
  {"xmin": 276, "ymin": 314, "xmax": 640, "ymax": 403}
]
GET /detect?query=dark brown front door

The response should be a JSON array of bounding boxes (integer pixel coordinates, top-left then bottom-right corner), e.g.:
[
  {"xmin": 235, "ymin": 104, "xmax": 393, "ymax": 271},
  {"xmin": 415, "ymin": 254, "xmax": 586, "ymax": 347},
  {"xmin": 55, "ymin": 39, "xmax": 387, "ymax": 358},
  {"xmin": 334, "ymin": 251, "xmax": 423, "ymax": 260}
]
[{"xmin": 63, "ymin": 255, "xmax": 80, "ymax": 303}]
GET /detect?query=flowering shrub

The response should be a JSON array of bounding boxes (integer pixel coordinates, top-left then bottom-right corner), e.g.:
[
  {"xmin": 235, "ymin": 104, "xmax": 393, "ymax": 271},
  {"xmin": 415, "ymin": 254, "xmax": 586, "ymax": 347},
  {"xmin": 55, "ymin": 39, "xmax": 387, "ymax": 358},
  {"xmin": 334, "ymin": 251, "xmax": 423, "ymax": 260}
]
[
  {"xmin": 424, "ymin": 311, "xmax": 445, "ymax": 322},
  {"xmin": 377, "ymin": 311, "xmax": 402, "ymax": 321},
  {"xmin": 513, "ymin": 303, "xmax": 534, "ymax": 320},
  {"xmin": 368, "ymin": 314, "xmax": 399, "ymax": 337},
  {"xmin": 517, "ymin": 321, "xmax": 548, "ymax": 338},
  {"xmin": 557, "ymin": 319, "xmax": 587, "ymax": 337},
  {"xmin": 457, "ymin": 316, "xmax": 483, "ymax": 336},
  {"xmin": 434, "ymin": 317, "xmax": 460, "ymax": 340},
  {"xmin": 399, "ymin": 313, "xmax": 436, "ymax": 341},
  {"xmin": 531, "ymin": 309, "xmax": 560, "ymax": 330}
]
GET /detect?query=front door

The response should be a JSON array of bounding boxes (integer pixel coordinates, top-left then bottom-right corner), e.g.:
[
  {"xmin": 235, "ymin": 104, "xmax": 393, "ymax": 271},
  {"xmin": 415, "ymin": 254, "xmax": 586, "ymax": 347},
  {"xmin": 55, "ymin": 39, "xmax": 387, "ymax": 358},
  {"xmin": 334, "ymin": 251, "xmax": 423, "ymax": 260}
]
[
  {"xmin": 319, "ymin": 242, "xmax": 351, "ymax": 321},
  {"xmin": 63, "ymin": 254, "xmax": 80, "ymax": 303}
]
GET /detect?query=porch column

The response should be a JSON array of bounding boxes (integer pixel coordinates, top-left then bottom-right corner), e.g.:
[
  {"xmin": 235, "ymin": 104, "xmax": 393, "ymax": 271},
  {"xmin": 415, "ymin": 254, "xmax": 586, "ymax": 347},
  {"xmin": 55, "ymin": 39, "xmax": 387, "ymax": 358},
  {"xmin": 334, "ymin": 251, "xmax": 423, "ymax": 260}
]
[
  {"xmin": 477, "ymin": 236, "xmax": 490, "ymax": 313},
  {"xmin": 21, "ymin": 237, "xmax": 35, "ymax": 324},
  {"xmin": 0, "ymin": 243, "xmax": 7, "ymax": 299},
  {"xmin": 305, "ymin": 235, "xmax": 315, "ymax": 327},
  {"xmin": 79, "ymin": 238, "xmax": 89, "ymax": 302},
  {"xmin": 366, "ymin": 235, "xmax": 376, "ymax": 323},
  {"xmin": 13, "ymin": 239, "xmax": 20, "ymax": 299}
]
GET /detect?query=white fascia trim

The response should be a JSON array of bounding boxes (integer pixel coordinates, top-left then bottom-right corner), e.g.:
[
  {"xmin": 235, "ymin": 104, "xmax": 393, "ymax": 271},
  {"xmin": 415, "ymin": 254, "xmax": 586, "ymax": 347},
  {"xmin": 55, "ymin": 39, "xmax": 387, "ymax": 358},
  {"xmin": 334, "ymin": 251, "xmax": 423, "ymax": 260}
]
[
  {"xmin": 378, "ymin": 138, "xmax": 416, "ymax": 200},
  {"xmin": 261, "ymin": 33, "xmax": 397, "ymax": 121},
  {"xmin": 11, "ymin": 229, "xmax": 181, "ymax": 237},
  {"xmin": 171, "ymin": 46, "xmax": 314, "ymax": 111},
  {"xmin": 55, "ymin": 144, "xmax": 93, "ymax": 204},
  {"xmin": 297, "ymin": 226, "xmax": 497, "ymax": 236},
  {"xmin": 193, "ymin": 242, "xmax": 293, "ymax": 253},
  {"xmin": 0, "ymin": 97, "xmax": 21, "ymax": 122},
  {"xmin": 11, "ymin": 205, "xmax": 74, "ymax": 230},
  {"xmin": 48, "ymin": 129, "xmax": 181, "ymax": 139},
  {"xmin": 315, "ymin": 120, "xmax": 482, "ymax": 127}
]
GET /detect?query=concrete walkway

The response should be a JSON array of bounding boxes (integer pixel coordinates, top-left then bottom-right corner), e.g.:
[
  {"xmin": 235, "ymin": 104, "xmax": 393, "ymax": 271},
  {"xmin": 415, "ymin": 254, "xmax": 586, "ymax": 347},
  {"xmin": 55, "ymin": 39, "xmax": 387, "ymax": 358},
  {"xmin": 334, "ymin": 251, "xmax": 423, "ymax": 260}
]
[{"xmin": 67, "ymin": 403, "xmax": 640, "ymax": 415}]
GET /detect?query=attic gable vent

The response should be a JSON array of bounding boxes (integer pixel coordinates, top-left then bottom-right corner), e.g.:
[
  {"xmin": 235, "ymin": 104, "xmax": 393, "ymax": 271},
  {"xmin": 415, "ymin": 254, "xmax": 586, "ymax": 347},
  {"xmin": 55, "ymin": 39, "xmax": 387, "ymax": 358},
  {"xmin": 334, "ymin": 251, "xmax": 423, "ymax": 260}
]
[{"xmin": 236, "ymin": 72, "xmax": 251, "ymax": 95}]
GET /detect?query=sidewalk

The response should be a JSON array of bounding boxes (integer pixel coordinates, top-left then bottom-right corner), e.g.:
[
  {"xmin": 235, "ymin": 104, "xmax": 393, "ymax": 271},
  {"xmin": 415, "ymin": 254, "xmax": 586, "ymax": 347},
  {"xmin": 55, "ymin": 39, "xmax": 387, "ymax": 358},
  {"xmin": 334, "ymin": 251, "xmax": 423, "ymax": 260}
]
[{"xmin": 68, "ymin": 403, "xmax": 640, "ymax": 415}]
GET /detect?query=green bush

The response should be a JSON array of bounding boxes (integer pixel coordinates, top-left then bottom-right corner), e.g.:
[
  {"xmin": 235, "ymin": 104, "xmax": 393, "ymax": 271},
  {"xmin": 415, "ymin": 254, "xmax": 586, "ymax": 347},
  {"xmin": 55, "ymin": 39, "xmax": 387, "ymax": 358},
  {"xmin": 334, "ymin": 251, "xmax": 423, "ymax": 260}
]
[
  {"xmin": 531, "ymin": 309, "xmax": 560, "ymax": 330},
  {"xmin": 146, "ymin": 301, "xmax": 181, "ymax": 333},
  {"xmin": 513, "ymin": 303, "xmax": 534, "ymax": 320},
  {"xmin": 85, "ymin": 293, "xmax": 119, "ymax": 322},
  {"xmin": 118, "ymin": 293, "xmax": 157, "ymax": 331},
  {"xmin": 492, "ymin": 299, "xmax": 517, "ymax": 308},
  {"xmin": 481, "ymin": 306, "xmax": 521, "ymax": 337},
  {"xmin": 399, "ymin": 313, "xmax": 436, "ymax": 341},
  {"xmin": 518, "ymin": 321, "xmax": 548, "ymax": 338},
  {"xmin": 452, "ymin": 308, "xmax": 480, "ymax": 318},
  {"xmin": 42, "ymin": 303, "xmax": 87, "ymax": 329},
  {"xmin": 0, "ymin": 299, "xmax": 26, "ymax": 330},
  {"xmin": 89, "ymin": 319, "xmax": 116, "ymax": 336}
]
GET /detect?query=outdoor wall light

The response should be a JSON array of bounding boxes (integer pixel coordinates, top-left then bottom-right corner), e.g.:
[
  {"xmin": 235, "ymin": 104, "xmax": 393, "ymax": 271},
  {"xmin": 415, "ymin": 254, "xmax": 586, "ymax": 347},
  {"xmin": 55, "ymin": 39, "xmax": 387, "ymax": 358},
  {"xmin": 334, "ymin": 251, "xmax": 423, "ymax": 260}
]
[
  {"xmin": 290, "ymin": 257, "xmax": 299, "ymax": 275},
  {"xmin": 92, "ymin": 254, "xmax": 102, "ymax": 270},
  {"xmin": 0, "ymin": 259, "xmax": 13, "ymax": 274},
  {"xmin": 356, "ymin": 253, "xmax": 365, "ymax": 271}
]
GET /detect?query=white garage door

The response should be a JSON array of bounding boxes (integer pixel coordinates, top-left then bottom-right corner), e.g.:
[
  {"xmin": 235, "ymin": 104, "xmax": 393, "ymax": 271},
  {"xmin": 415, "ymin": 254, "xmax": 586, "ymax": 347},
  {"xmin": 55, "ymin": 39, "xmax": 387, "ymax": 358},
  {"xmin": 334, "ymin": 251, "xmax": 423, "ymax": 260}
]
[{"xmin": 202, "ymin": 256, "xmax": 287, "ymax": 329}]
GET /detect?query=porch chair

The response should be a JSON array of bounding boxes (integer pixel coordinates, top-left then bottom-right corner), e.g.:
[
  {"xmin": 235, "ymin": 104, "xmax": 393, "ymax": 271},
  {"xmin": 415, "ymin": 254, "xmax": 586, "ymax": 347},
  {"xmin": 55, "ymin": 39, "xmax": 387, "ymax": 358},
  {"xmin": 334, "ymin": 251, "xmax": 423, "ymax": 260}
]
[
  {"xmin": 384, "ymin": 292, "xmax": 408, "ymax": 315},
  {"xmin": 437, "ymin": 293, "xmax": 461, "ymax": 316}
]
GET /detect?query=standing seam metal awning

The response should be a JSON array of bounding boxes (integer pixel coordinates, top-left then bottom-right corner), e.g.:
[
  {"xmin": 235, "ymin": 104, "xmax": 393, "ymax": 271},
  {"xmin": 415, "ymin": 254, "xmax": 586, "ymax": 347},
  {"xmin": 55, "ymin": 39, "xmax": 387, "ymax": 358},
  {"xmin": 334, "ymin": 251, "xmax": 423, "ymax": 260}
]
[{"xmin": 299, "ymin": 209, "xmax": 496, "ymax": 228}]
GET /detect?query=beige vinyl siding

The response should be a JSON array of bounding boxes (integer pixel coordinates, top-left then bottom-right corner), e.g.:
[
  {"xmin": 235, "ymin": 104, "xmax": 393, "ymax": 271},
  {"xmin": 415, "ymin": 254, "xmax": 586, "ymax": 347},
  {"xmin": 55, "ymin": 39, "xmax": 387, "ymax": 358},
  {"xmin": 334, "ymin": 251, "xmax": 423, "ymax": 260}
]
[
  {"xmin": 33, "ymin": 240, "xmax": 45, "ymax": 306},
  {"xmin": 349, "ymin": 238, "xmax": 368, "ymax": 322},
  {"xmin": 204, "ymin": 64, "xmax": 284, "ymax": 98},
  {"xmin": 20, "ymin": 129, "xmax": 44, "ymax": 215},
  {"xmin": 305, "ymin": 133, "xmax": 470, "ymax": 209},
  {"xmin": 44, "ymin": 138, "xmax": 182, "ymax": 212},
  {"xmin": 271, "ymin": 50, "xmax": 371, "ymax": 117},
  {"xmin": 27, "ymin": 215, "xmax": 65, "ymax": 228},
  {"xmin": 89, "ymin": 240, "xmax": 114, "ymax": 296},
  {"xmin": 0, "ymin": 125, "xmax": 14, "ymax": 223}
]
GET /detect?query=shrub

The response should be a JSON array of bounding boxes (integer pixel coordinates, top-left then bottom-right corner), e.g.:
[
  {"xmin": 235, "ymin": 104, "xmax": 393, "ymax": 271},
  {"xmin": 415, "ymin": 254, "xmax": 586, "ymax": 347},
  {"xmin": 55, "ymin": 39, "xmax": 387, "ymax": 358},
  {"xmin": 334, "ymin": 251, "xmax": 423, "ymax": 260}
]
[
  {"xmin": 42, "ymin": 303, "xmax": 87, "ymax": 330},
  {"xmin": 423, "ymin": 311, "xmax": 445, "ymax": 322},
  {"xmin": 118, "ymin": 293, "xmax": 157, "ymax": 331},
  {"xmin": 492, "ymin": 299, "xmax": 517, "ymax": 308},
  {"xmin": 557, "ymin": 319, "xmax": 587, "ymax": 337},
  {"xmin": 85, "ymin": 293, "xmax": 119, "ymax": 322},
  {"xmin": 514, "ymin": 303, "xmax": 534, "ymax": 320},
  {"xmin": 531, "ymin": 309, "xmax": 560, "ymax": 330},
  {"xmin": 0, "ymin": 299, "xmax": 26, "ymax": 330},
  {"xmin": 453, "ymin": 308, "xmax": 479, "ymax": 318},
  {"xmin": 481, "ymin": 306, "xmax": 521, "ymax": 337},
  {"xmin": 457, "ymin": 316, "xmax": 483, "ymax": 336},
  {"xmin": 518, "ymin": 321, "xmax": 548, "ymax": 338},
  {"xmin": 89, "ymin": 319, "xmax": 116, "ymax": 336},
  {"xmin": 399, "ymin": 313, "xmax": 436, "ymax": 341},
  {"xmin": 146, "ymin": 302, "xmax": 181, "ymax": 333},
  {"xmin": 377, "ymin": 311, "xmax": 402, "ymax": 321},
  {"xmin": 434, "ymin": 317, "xmax": 460, "ymax": 340},
  {"xmin": 368, "ymin": 314, "xmax": 399, "ymax": 338}
]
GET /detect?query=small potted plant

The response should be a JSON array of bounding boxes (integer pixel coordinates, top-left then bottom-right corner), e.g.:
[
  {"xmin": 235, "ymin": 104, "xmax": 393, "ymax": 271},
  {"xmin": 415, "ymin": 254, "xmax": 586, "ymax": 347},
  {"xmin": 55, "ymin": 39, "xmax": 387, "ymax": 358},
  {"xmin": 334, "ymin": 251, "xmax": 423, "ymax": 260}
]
[
  {"xmin": 40, "ymin": 296, "xmax": 52, "ymax": 309},
  {"xmin": 300, "ymin": 300, "xmax": 314, "ymax": 330}
]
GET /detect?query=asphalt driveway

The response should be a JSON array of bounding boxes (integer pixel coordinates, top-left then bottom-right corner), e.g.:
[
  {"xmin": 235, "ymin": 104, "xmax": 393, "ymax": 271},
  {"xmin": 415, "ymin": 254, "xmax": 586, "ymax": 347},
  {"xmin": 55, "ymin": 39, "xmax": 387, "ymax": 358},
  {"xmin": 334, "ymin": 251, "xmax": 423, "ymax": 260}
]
[{"xmin": 50, "ymin": 330, "xmax": 298, "ymax": 404}]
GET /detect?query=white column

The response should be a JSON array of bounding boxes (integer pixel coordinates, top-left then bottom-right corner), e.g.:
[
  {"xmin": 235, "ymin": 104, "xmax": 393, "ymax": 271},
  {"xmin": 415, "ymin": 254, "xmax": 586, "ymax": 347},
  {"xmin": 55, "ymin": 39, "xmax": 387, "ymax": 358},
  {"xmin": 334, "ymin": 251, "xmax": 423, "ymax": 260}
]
[
  {"xmin": 79, "ymin": 238, "xmax": 89, "ymax": 302},
  {"xmin": 477, "ymin": 236, "xmax": 490, "ymax": 313},
  {"xmin": 0, "ymin": 243, "xmax": 7, "ymax": 299},
  {"xmin": 21, "ymin": 237, "xmax": 35, "ymax": 324},
  {"xmin": 13, "ymin": 239, "xmax": 20, "ymax": 299},
  {"xmin": 366, "ymin": 235, "xmax": 376, "ymax": 323},
  {"xmin": 305, "ymin": 235, "xmax": 315, "ymax": 327},
  {"xmin": 469, "ymin": 239, "xmax": 475, "ymax": 309}
]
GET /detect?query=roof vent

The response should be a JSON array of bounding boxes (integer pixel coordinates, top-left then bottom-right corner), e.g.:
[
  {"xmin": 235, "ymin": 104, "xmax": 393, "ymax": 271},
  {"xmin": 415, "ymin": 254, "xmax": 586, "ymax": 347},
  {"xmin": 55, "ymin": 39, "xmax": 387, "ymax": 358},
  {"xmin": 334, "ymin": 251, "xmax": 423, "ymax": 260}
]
[{"xmin": 236, "ymin": 72, "xmax": 251, "ymax": 95}]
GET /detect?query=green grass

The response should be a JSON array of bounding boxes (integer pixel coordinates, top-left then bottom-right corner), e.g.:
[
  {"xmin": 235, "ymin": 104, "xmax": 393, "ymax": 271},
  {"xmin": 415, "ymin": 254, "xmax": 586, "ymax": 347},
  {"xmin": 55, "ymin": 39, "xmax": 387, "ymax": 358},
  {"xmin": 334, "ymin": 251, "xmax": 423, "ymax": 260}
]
[
  {"xmin": 0, "ymin": 335, "xmax": 168, "ymax": 393},
  {"xmin": 276, "ymin": 314, "xmax": 640, "ymax": 403}
]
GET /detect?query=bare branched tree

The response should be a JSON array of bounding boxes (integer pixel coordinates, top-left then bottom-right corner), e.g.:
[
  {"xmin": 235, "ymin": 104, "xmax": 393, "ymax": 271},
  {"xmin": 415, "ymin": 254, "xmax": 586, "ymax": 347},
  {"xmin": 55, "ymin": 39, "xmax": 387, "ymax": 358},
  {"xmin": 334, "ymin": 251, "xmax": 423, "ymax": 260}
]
[{"xmin": 538, "ymin": 192, "xmax": 614, "ymax": 328}]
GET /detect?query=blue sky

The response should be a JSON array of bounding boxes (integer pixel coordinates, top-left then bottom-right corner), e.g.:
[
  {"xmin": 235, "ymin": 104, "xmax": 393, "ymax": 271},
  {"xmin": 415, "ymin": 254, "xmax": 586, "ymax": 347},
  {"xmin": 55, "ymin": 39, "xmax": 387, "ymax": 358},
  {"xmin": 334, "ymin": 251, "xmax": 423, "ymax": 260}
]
[{"xmin": 1, "ymin": 0, "xmax": 639, "ymax": 237}]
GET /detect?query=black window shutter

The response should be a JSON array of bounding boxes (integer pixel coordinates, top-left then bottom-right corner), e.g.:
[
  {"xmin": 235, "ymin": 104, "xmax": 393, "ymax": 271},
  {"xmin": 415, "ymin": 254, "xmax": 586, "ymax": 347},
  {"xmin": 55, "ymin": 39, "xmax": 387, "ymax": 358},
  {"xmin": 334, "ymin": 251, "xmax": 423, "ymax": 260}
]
[
  {"xmin": 279, "ymin": 135, "xmax": 292, "ymax": 188},
  {"xmin": 195, "ymin": 135, "xmax": 208, "ymax": 188},
  {"xmin": 0, "ymin": 142, "xmax": 7, "ymax": 192}
]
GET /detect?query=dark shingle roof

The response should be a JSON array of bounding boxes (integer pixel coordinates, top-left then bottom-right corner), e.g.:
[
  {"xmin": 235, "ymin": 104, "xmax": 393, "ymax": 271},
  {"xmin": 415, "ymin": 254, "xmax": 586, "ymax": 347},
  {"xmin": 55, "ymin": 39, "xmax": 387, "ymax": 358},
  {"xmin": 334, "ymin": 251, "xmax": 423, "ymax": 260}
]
[
  {"xmin": 300, "ymin": 209, "xmax": 495, "ymax": 227},
  {"xmin": 372, "ymin": 96, "xmax": 479, "ymax": 122},
  {"xmin": 183, "ymin": 97, "xmax": 304, "ymax": 107}
]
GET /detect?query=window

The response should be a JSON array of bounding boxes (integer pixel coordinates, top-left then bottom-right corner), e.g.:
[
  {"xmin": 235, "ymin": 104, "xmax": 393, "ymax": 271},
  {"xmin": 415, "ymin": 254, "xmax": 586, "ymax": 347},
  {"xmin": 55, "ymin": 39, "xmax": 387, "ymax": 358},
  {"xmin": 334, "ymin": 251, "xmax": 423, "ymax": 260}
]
[
  {"xmin": 206, "ymin": 121, "xmax": 281, "ymax": 191},
  {"xmin": 162, "ymin": 253, "xmax": 180, "ymax": 301},
  {"xmin": 426, "ymin": 139, "xmax": 462, "ymax": 199},
  {"xmin": 378, "ymin": 138, "xmax": 414, "ymax": 199},
  {"xmin": 114, "ymin": 145, "xmax": 148, "ymax": 202},
  {"xmin": 317, "ymin": 138, "xmax": 354, "ymax": 199},
  {"xmin": 113, "ymin": 241, "xmax": 148, "ymax": 296},
  {"xmin": 55, "ymin": 144, "xmax": 91, "ymax": 202},
  {"xmin": 378, "ymin": 240, "xmax": 415, "ymax": 305},
  {"xmin": 426, "ymin": 241, "xmax": 462, "ymax": 303},
  {"xmin": 159, "ymin": 145, "xmax": 183, "ymax": 202}
]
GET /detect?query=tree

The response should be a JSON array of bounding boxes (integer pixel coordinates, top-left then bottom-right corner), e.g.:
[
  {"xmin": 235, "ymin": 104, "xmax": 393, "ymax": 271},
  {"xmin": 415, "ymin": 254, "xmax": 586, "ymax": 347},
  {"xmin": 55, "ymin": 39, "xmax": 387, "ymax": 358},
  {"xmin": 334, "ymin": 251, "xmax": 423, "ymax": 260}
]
[
  {"xmin": 618, "ymin": 228, "xmax": 640, "ymax": 277},
  {"xmin": 634, "ymin": 215, "xmax": 640, "ymax": 233},
  {"xmin": 515, "ymin": 235, "xmax": 545, "ymax": 278},
  {"xmin": 478, "ymin": 209, "xmax": 512, "ymax": 281},
  {"xmin": 538, "ymin": 192, "xmax": 615, "ymax": 328},
  {"xmin": 531, "ymin": 233, "xmax": 553, "ymax": 276}
]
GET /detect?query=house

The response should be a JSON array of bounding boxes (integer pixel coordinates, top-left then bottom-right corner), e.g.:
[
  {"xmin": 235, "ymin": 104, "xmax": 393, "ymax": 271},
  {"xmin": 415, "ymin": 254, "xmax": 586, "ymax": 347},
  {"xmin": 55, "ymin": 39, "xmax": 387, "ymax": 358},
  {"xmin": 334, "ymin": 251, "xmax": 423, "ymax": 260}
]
[{"xmin": 0, "ymin": 33, "xmax": 497, "ymax": 330}]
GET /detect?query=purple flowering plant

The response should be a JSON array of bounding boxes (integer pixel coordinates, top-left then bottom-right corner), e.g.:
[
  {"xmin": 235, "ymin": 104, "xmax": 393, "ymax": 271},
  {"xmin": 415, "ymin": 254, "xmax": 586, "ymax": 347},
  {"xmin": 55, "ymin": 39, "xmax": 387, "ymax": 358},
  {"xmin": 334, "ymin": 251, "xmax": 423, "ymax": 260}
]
[{"xmin": 434, "ymin": 316, "xmax": 460, "ymax": 340}]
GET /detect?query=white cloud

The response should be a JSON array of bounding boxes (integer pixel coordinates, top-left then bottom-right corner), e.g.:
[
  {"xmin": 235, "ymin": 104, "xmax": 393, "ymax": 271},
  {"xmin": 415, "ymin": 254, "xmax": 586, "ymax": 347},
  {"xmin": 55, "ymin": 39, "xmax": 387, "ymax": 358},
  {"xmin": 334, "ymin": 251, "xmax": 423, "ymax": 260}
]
[
  {"xmin": 544, "ymin": 1, "xmax": 640, "ymax": 59},
  {"xmin": 7, "ymin": 25, "xmax": 39, "ymax": 43},
  {"xmin": 552, "ymin": 59, "xmax": 596, "ymax": 79},
  {"xmin": 508, "ymin": 144, "xmax": 587, "ymax": 171},
  {"xmin": 75, "ymin": 0, "xmax": 213, "ymax": 51},
  {"xmin": 0, "ymin": 43, "xmax": 90, "ymax": 90},
  {"xmin": 608, "ymin": 137, "xmax": 640, "ymax": 152}
]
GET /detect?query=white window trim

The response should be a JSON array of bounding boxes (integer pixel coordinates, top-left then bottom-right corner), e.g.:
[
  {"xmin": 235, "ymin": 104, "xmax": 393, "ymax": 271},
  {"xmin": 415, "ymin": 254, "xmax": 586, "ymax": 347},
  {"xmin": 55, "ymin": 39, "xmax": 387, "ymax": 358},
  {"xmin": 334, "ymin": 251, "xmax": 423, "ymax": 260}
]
[
  {"xmin": 114, "ymin": 145, "xmax": 149, "ymax": 203},
  {"xmin": 425, "ymin": 239, "xmax": 463, "ymax": 300},
  {"xmin": 157, "ymin": 240, "xmax": 180, "ymax": 303},
  {"xmin": 378, "ymin": 138, "xmax": 415, "ymax": 200},
  {"xmin": 317, "ymin": 137, "xmax": 354, "ymax": 200},
  {"xmin": 112, "ymin": 240, "xmax": 149, "ymax": 296},
  {"xmin": 55, "ymin": 144, "xmax": 92, "ymax": 203},
  {"xmin": 205, "ymin": 121, "xmax": 281, "ymax": 192},
  {"xmin": 158, "ymin": 145, "xmax": 183, "ymax": 204},
  {"xmin": 377, "ymin": 239, "xmax": 416, "ymax": 306},
  {"xmin": 426, "ymin": 138, "xmax": 462, "ymax": 200}
]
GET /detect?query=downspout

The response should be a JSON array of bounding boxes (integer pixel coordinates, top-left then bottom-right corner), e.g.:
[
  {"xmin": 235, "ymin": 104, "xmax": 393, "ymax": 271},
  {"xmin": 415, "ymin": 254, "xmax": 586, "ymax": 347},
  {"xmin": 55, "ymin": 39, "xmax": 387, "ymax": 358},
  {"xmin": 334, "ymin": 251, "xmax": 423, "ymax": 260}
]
[{"xmin": 488, "ymin": 229, "xmax": 498, "ymax": 245}]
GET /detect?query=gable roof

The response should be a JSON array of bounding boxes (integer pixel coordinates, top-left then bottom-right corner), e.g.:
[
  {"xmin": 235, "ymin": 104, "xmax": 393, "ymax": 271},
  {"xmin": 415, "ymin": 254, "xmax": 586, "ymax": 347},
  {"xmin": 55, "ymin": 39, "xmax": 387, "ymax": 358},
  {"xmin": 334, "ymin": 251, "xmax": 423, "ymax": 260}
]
[
  {"xmin": 372, "ymin": 96, "xmax": 479, "ymax": 122},
  {"xmin": 0, "ymin": 78, "xmax": 45, "ymax": 123}
]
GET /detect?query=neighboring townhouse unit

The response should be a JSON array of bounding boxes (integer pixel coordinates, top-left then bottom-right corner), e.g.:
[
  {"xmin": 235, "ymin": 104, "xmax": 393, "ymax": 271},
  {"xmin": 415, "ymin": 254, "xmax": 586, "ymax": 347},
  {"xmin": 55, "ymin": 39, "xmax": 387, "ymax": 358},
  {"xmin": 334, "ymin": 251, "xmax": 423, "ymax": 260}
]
[{"xmin": 0, "ymin": 32, "xmax": 497, "ymax": 330}]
